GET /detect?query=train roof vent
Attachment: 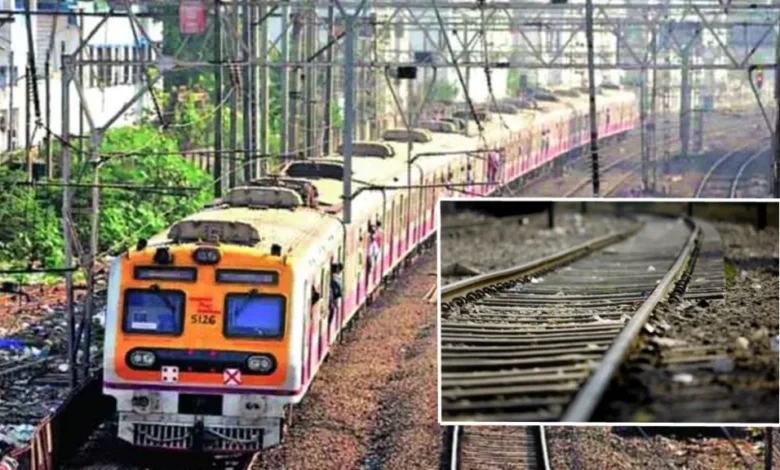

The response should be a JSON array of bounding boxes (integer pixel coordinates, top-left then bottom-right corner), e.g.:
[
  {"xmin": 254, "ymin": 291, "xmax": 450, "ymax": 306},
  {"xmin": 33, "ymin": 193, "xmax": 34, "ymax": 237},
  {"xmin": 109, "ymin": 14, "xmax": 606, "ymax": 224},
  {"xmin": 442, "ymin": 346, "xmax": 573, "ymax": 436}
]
[
  {"xmin": 554, "ymin": 88, "xmax": 581, "ymax": 98},
  {"xmin": 440, "ymin": 117, "xmax": 467, "ymax": 132},
  {"xmin": 249, "ymin": 177, "xmax": 319, "ymax": 207},
  {"xmin": 381, "ymin": 128, "xmax": 433, "ymax": 143},
  {"xmin": 336, "ymin": 141, "xmax": 395, "ymax": 158},
  {"xmin": 419, "ymin": 120, "xmax": 458, "ymax": 133},
  {"xmin": 225, "ymin": 186, "xmax": 304, "ymax": 209},
  {"xmin": 533, "ymin": 91, "xmax": 560, "ymax": 102},
  {"xmin": 169, "ymin": 220, "xmax": 261, "ymax": 245},
  {"xmin": 502, "ymin": 97, "xmax": 538, "ymax": 110},
  {"xmin": 489, "ymin": 102, "xmax": 519, "ymax": 114},
  {"xmin": 452, "ymin": 109, "xmax": 493, "ymax": 123},
  {"xmin": 282, "ymin": 160, "xmax": 346, "ymax": 181}
]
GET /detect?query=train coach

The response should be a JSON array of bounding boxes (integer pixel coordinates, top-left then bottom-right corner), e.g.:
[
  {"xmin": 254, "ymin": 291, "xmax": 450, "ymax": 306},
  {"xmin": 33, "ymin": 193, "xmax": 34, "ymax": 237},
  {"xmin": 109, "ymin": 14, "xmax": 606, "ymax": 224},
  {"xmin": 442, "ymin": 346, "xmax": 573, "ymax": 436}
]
[{"xmin": 101, "ymin": 85, "xmax": 638, "ymax": 452}]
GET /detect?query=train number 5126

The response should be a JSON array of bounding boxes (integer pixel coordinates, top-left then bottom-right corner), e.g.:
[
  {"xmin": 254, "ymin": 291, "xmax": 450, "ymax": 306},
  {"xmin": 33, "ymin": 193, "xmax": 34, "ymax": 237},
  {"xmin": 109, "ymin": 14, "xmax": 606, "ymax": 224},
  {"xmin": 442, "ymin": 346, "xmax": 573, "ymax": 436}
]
[{"xmin": 190, "ymin": 314, "xmax": 216, "ymax": 325}]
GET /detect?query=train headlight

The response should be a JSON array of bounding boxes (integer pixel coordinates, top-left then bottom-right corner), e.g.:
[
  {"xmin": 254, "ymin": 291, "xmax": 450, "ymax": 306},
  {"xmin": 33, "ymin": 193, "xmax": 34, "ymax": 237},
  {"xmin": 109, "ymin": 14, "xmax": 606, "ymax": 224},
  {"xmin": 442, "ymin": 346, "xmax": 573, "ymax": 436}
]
[
  {"xmin": 129, "ymin": 350, "xmax": 156, "ymax": 368},
  {"xmin": 193, "ymin": 246, "xmax": 221, "ymax": 265},
  {"xmin": 246, "ymin": 355, "xmax": 275, "ymax": 374}
]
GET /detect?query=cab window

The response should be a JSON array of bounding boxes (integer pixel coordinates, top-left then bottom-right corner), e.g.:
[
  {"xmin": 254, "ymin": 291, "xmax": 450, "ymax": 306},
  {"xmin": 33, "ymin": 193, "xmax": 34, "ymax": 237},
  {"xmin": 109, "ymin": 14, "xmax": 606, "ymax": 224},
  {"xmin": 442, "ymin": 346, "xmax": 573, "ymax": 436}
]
[
  {"xmin": 123, "ymin": 288, "xmax": 185, "ymax": 335},
  {"xmin": 224, "ymin": 293, "xmax": 286, "ymax": 339}
]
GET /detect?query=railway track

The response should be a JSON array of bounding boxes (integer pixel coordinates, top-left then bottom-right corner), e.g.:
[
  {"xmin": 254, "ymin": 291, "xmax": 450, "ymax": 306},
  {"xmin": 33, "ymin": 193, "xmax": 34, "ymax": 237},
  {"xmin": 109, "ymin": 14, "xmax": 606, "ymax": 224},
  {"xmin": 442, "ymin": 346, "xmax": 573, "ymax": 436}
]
[
  {"xmin": 443, "ymin": 426, "xmax": 549, "ymax": 470},
  {"xmin": 694, "ymin": 142, "xmax": 773, "ymax": 198},
  {"xmin": 440, "ymin": 216, "xmax": 700, "ymax": 422}
]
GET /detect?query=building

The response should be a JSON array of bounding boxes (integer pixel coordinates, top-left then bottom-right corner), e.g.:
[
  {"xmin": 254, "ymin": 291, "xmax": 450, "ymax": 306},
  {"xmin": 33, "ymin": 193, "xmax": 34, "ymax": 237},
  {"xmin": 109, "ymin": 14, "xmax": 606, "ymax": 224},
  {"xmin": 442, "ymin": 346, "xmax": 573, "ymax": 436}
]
[{"xmin": 0, "ymin": 0, "xmax": 162, "ymax": 152}]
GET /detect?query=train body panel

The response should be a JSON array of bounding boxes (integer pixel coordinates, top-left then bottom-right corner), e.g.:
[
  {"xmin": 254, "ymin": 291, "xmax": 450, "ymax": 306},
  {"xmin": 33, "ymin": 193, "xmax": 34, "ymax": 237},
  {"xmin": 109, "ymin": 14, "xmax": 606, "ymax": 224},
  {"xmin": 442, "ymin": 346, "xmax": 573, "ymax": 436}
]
[{"xmin": 103, "ymin": 86, "xmax": 639, "ymax": 452}]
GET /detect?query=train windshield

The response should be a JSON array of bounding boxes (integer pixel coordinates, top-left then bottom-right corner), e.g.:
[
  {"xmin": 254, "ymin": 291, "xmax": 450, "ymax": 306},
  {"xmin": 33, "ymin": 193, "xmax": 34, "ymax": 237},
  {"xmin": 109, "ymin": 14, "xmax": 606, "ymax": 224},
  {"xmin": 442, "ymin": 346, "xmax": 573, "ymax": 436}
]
[
  {"xmin": 224, "ymin": 294, "xmax": 286, "ymax": 339},
  {"xmin": 123, "ymin": 289, "xmax": 185, "ymax": 335}
]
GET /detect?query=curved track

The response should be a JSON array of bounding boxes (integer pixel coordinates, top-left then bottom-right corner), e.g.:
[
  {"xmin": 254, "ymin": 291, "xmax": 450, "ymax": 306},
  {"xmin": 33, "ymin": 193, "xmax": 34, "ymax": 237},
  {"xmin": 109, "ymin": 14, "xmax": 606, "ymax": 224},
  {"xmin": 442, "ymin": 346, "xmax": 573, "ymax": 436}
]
[
  {"xmin": 695, "ymin": 142, "xmax": 773, "ymax": 198},
  {"xmin": 444, "ymin": 426, "xmax": 548, "ymax": 470},
  {"xmin": 440, "ymin": 217, "xmax": 699, "ymax": 422}
]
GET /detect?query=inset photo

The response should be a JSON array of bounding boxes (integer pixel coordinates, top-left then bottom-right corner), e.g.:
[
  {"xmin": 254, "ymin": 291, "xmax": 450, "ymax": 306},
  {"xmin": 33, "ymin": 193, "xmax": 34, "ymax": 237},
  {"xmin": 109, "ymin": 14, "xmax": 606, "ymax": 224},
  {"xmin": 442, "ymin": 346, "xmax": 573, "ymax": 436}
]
[{"xmin": 438, "ymin": 200, "xmax": 779, "ymax": 424}]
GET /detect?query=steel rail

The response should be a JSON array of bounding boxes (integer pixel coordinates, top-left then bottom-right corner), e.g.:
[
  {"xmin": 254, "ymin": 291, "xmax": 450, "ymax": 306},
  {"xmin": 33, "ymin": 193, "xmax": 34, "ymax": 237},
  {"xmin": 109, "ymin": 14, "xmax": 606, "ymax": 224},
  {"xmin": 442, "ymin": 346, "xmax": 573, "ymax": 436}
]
[
  {"xmin": 561, "ymin": 217, "xmax": 700, "ymax": 421},
  {"xmin": 440, "ymin": 224, "xmax": 643, "ymax": 305},
  {"xmin": 729, "ymin": 145, "xmax": 773, "ymax": 198},
  {"xmin": 449, "ymin": 425, "xmax": 460, "ymax": 470},
  {"xmin": 694, "ymin": 141, "xmax": 767, "ymax": 198},
  {"xmin": 539, "ymin": 426, "xmax": 552, "ymax": 470},
  {"xmin": 565, "ymin": 115, "xmax": 768, "ymax": 198}
]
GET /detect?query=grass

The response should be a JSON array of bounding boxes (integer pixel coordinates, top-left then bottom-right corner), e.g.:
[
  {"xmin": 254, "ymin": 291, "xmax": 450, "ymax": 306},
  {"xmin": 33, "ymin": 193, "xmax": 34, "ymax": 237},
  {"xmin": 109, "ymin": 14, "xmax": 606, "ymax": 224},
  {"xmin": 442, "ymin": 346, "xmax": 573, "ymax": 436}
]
[{"xmin": 723, "ymin": 263, "xmax": 738, "ymax": 285}]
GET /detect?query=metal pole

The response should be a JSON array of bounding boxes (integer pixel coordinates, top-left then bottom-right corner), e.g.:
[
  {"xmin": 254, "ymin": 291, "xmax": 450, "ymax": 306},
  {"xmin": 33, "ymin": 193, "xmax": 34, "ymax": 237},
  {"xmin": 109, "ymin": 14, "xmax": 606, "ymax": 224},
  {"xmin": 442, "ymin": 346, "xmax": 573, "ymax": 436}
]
[
  {"xmin": 766, "ymin": 428, "xmax": 773, "ymax": 470},
  {"xmin": 548, "ymin": 203, "xmax": 554, "ymax": 228},
  {"xmin": 214, "ymin": 0, "xmax": 224, "ymax": 196},
  {"xmin": 242, "ymin": 2, "xmax": 252, "ymax": 181},
  {"xmin": 464, "ymin": 22, "xmax": 470, "ymax": 95},
  {"xmin": 640, "ymin": 71, "xmax": 647, "ymax": 191},
  {"xmin": 774, "ymin": 20, "xmax": 780, "ymax": 198},
  {"xmin": 7, "ymin": 50, "xmax": 13, "ymax": 151},
  {"xmin": 61, "ymin": 57, "xmax": 76, "ymax": 387},
  {"xmin": 280, "ymin": 2, "xmax": 290, "ymax": 157},
  {"xmin": 680, "ymin": 47, "xmax": 691, "ymax": 160},
  {"xmin": 258, "ymin": 2, "xmax": 269, "ymax": 172},
  {"xmin": 24, "ymin": 65, "xmax": 31, "ymax": 181},
  {"xmin": 649, "ymin": 28, "xmax": 658, "ymax": 193},
  {"xmin": 83, "ymin": 131, "xmax": 101, "ymax": 379},
  {"xmin": 249, "ymin": 5, "xmax": 258, "ymax": 179},
  {"xmin": 586, "ymin": 0, "xmax": 600, "ymax": 196},
  {"xmin": 323, "ymin": 5, "xmax": 334, "ymax": 155},
  {"xmin": 305, "ymin": 5, "xmax": 316, "ymax": 158},
  {"xmin": 78, "ymin": 10, "xmax": 84, "ymax": 167},
  {"xmin": 343, "ymin": 14, "xmax": 356, "ymax": 224},
  {"xmin": 229, "ymin": 2, "xmax": 238, "ymax": 188},
  {"xmin": 288, "ymin": 13, "xmax": 302, "ymax": 157},
  {"xmin": 45, "ymin": 59, "xmax": 52, "ymax": 179}
]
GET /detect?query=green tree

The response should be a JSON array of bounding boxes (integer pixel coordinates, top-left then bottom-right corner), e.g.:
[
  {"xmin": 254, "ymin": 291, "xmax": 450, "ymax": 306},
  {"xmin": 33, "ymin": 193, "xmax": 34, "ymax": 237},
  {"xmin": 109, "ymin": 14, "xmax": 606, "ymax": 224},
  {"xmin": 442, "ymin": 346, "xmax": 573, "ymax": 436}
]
[{"xmin": 432, "ymin": 80, "xmax": 459, "ymax": 103}]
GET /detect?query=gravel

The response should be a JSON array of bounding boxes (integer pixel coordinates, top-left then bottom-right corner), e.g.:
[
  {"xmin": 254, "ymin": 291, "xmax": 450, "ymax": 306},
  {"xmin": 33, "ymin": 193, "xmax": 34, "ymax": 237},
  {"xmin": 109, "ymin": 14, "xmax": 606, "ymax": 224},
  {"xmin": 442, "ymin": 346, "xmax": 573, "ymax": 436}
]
[
  {"xmin": 249, "ymin": 252, "xmax": 440, "ymax": 470},
  {"xmin": 547, "ymin": 427, "xmax": 765, "ymax": 470},
  {"xmin": 596, "ymin": 221, "xmax": 779, "ymax": 422},
  {"xmin": 440, "ymin": 210, "xmax": 635, "ymax": 285}
]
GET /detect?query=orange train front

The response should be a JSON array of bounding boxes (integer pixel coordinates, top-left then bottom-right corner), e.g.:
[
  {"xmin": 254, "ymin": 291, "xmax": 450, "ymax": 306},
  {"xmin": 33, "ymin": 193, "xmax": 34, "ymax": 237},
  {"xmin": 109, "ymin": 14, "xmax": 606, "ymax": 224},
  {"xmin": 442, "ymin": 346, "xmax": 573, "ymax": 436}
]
[{"xmin": 103, "ymin": 185, "xmax": 347, "ymax": 451}]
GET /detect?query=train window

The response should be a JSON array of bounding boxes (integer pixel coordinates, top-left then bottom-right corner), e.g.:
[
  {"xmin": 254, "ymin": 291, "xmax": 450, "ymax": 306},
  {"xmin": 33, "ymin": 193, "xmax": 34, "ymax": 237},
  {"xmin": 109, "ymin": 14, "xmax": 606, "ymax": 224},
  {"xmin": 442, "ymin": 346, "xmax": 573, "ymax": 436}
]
[
  {"xmin": 122, "ymin": 288, "xmax": 185, "ymax": 335},
  {"xmin": 223, "ymin": 293, "xmax": 286, "ymax": 339},
  {"xmin": 216, "ymin": 269, "xmax": 278, "ymax": 285}
]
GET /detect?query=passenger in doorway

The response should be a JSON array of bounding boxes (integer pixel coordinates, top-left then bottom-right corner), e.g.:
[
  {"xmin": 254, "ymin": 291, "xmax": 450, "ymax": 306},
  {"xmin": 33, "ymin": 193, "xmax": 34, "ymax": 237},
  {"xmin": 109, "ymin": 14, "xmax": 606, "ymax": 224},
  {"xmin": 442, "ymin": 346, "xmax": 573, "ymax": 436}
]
[
  {"xmin": 487, "ymin": 149, "xmax": 498, "ymax": 182},
  {"xmin": 329, "ymin": 262, "xmax": 343, "ymax": 324},
  {"xmin": 367, "ymin": 225, "xmax": 380, "ymax": 274},
  {"xmin": 374, "ymin": 220, "xmax": 384, "ymax": 254},
  {"xmin": 311, "ymin": 285, "xmax": 321, "ymax": 307},
  {"xmin": 465, "ymin": 164, "xmax": 475, "ymax": 194}
]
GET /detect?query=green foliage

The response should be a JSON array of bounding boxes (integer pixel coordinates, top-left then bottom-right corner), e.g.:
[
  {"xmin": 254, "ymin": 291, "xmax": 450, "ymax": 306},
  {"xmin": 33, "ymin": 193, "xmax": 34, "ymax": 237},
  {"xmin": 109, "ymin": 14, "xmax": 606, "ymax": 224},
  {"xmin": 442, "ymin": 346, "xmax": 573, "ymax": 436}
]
[
  {"xmin": 89, "ymin": 125, "xmax": 213, "ymax": 254},
  {"xmin": 0, "ymin": 123, "xmax": 214, "ymax": 269},
  {"xmin": 0, "ymin": 167, "xmax": 63, "ymax": 269},
  {"xmin": 432, "ymin": 80, "xmax": 459, "ymax": 103}
]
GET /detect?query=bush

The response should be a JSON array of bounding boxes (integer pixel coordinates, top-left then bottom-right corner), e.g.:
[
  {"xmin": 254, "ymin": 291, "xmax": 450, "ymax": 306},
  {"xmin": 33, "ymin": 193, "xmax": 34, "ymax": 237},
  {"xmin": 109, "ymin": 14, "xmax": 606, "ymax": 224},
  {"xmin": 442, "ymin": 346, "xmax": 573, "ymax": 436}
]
[
  {"xmin": 0, "ymin": 167, "xmax": 63, "ymax": 268},
  {"xmin": 0, "ymin": 124, "xmax": 215, "ymax": 269}
]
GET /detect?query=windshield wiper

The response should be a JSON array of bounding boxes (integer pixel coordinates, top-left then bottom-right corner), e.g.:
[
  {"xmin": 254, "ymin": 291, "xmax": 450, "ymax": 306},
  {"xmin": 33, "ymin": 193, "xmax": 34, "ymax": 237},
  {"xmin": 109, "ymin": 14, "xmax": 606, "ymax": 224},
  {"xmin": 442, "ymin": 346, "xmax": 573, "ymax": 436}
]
[{"xmin": 148, "ymin": 284, "xmax": 177, "ymax": 316}]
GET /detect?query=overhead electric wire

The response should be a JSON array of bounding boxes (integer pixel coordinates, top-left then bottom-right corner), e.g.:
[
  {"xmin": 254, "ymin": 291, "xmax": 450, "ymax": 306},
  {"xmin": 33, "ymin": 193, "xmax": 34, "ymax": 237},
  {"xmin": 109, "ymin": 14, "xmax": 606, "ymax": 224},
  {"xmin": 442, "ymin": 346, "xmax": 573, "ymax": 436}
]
[{"xmin": 431, "ymin": 0, "xmax": 485, "ymax": 143}]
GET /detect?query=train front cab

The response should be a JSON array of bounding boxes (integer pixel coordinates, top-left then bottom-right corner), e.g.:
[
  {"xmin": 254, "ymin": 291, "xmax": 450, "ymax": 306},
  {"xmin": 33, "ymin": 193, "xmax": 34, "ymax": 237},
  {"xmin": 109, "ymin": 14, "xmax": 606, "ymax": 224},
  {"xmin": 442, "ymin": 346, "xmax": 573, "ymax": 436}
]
[{"xmin": 102, "ymin": 241, "xmax": 302, "ymax": 452}]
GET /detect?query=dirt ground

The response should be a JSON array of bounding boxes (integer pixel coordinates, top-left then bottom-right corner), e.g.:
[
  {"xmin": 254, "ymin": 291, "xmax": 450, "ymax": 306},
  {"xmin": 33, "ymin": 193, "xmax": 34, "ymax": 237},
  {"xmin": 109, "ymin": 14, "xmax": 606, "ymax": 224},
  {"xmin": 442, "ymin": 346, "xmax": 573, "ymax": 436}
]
[
  {"xmin": 547, "ymin": 427, "xmax": 765, "ymax": 470},
  {"xmin": 440, "ymin": 210, "xmax": 635, "ymax": 285}
]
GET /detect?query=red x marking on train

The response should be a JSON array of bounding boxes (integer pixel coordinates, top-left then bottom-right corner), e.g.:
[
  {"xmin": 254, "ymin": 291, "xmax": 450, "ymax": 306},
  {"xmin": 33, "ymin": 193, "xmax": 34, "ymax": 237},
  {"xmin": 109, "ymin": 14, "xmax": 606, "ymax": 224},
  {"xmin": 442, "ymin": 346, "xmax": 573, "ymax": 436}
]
[{"xmin": 223, "ymin": 368, "xmax": 241, "ymax": 386}]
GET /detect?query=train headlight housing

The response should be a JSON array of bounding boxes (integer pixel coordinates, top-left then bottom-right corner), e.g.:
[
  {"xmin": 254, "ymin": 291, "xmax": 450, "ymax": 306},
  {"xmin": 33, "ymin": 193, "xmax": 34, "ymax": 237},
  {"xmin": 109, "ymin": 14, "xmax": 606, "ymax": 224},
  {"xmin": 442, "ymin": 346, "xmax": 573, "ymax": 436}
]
[
  {"xmin": 193, "ymin": 246, "xmax": 221, "ymax": 265},
  {"xmin": 246, "ymin": 355, "xmax": 275, "ymax": 374},
  {"xmin": 128, "ymin": 350, "xmax": 156, "ymax": 368}
]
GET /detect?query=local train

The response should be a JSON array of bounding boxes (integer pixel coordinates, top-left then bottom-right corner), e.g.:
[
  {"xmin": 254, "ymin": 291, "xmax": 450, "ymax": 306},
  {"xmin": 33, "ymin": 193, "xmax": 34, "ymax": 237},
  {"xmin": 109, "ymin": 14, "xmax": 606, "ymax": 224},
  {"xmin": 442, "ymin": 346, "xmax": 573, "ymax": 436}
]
[{"xmin": 102, "ymin": 86, "xmax": 638, "ymax": 451}]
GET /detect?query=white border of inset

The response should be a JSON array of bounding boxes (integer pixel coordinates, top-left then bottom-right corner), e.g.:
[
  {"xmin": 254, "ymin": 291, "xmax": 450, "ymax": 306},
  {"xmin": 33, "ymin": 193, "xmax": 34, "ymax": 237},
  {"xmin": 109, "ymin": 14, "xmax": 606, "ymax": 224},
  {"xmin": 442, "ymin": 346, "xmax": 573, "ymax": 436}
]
[{"xmin": 436, "ymin": 196, "xmax": 780, "ymax": 427}]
